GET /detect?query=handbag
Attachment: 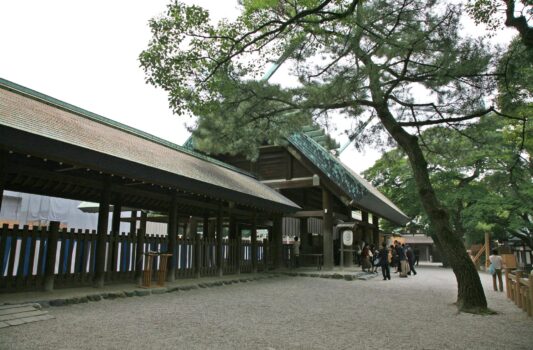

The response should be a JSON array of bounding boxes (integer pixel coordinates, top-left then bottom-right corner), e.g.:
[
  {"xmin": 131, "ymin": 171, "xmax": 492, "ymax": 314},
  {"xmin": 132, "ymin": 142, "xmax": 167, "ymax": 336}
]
[
  {"xmin": 488, "ymin": 263, "xmax": 496, "ymax": 275},
  {"xmin": 373, "ymin": 257, "xmax": 381, "ymax": 266}
]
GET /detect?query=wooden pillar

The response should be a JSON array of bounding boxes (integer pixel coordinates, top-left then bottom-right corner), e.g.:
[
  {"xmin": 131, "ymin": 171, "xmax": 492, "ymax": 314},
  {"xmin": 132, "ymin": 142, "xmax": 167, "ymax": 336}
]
[
  {"xmin": 0, "ymin": 151, "xmax": 6, "ymax": 214},
  {"xmin": 111, "ymin": 201, "xmax": 122, "ymax": 235},
  {"xmin": 299, "ymin": 218, "xmax": 308, "ymax": 252},
  {"xmin": 372, "ymin": 215, "xmax": 380, "ymax": 246},
  {"xmin": 129, "ymin": 211, "xmax": 137, "ymax": 237},
  {"xmin": 272, "ymin": 214, "xmax": 283, "ymax": 269},
  {"xmin": 94, "ymin": 182, "xmax": 111, "ymax": 288},
  {"xmin": 167, "ymin": 193, "xmax": 178, "ymax": 282},
  {"xmin": 361, "ymin": 211, "xmax": 370, "ymax": 244},
  {"xmin": 109, "ymin": 199, "xmax": 122, "ymax": 279},
  {"xmin": 43, "ymin": 221, "xmax": 60, "ymax": 291},
  {"xmin": 135, "ymin": 211, "xmax": 147, "ymax": 284},
  {"xmin": 251, "ymin": 212, "xmax": 258, "ymax": 273},
  {"xmin": 216, "ymin": 205, "xmax": 223, "ymax": 277},
  {"xmin": 200, "ymin": 215, "xmax": 209, "ymax": 274},
  {"xmin": 236, "ymin": 222, "xmax": 242, "ymax": 275},
  {"xmin": 228, "ymin": 215, "xmax": 237, "ymax": 240},
  {"xmin": 485, "ymin": 232, "xmax": 491, "ymax": 268},
  {"xmin": 322, "ymin": 188, "xmax": 334, "ymax": 270},
  {"xmin": 194, "ymin": 216, "xmax": 206, "ymax": 279}
]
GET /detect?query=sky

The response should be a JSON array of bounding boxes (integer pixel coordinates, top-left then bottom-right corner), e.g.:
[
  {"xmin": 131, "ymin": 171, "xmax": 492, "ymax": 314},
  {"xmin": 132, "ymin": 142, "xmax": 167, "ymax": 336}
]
[{"xmin": 0, "ymin": 0, "xmax": 515, "ymax": 174}]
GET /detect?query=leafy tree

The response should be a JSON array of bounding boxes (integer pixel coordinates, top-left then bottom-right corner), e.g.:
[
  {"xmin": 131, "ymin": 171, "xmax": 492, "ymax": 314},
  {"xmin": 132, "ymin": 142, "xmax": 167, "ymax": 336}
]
[
  {"xmin": 140, "ymin": 0, "xmax": 521, "ymax": 312},
  {"xmin": 466, "ymin": 0, "xmax": 533, "ymax": 48},
  {"xmin": 363, "ymin": 114, "xmax": 532, "ymax": 249}
]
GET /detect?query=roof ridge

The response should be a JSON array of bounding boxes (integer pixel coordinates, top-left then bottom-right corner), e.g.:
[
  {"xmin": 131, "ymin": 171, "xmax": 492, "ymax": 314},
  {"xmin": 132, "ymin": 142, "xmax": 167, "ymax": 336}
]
[{"xmin": 0, "ymin": 77, "xmax": 255, "ymax": 178}]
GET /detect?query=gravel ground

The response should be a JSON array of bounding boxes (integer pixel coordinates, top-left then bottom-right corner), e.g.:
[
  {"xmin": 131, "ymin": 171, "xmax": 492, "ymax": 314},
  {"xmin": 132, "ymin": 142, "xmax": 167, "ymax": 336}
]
[{"xmin": 1, "ymin": 266, "xmax": 532, "ymax": 350}]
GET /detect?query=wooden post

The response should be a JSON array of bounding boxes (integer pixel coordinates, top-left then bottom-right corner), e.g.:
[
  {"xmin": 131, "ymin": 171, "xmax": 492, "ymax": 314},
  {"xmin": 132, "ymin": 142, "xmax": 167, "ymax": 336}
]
[
  {"xmin": 322, "ymin": 188, "xmax": 333, "ymax": 270},
  {"xmin": 236, "ymin": 222, "xmax": 242, "ymax": 275},
  {"xmin": 110, "ymin": 199, "xmax": 122, "ymax": 279},
  {"xmin": 167, "ymin": 193, "xmax": 178, "ymax": 282},
  {"xmin": 197, "ymin": 215, "xmax": 209, "ymax": 277},
  {"xmin": 129, "ymin": 210, "xmax": 137, "ymax": 277},
  {"xmin": 372, "ymin": 215, "xmax": 380, "ymax": 246},
  {"xmin": 263, "ymin": 238, "xmax": 269, "ymax": 270},
  {"xmin": 485, "ymin": 232, "xmax": 490, "ymax": 268},
  {"xmin": 135, "ymin": 211, "xmax": 147, "ymax": 284},
  {"xmin": 515, "ymin": 271, "xmax": 522, "ymax": 306},
  {"xmin": 228, "ymin": 213, "xmax": 236, "ymax": 273},
  {"xmin": 193, "ymin": 216, "xmax": 204, "ymax": 279},
  {"xmin": 299, "ymin": 218, "xmax": 308, "ymax": 253},
  {"xmin": 272, "ymin": 214, "xmax": 283, "ymax": 269},
  {"xmin": 527, "ymin": 273, "xmax": 533, "ymax": 317},
  {"xmin": 251, "ymin": 212, "xmax": 258, "ymax": 273},
  {"xmin": 129, "ymin": 211, "xmax": 138, "ymax": 237},
  {"xmin": 216, "ymin": 205, "xmax": 223, "ymax": 277},
  {"xmin": 94, "ymin": 182, "xmax": 111, "ymax": 288},
  {"xmin": 0, "ymin": 151, "xmax": 6, "ymax": 214},
  {"xmin": 505, "ymin": 269, "xmax": 511, "ymax": 299},
  {"xmin": 43, "ymin": 221, "xmax": 60, "ymax": 291}
]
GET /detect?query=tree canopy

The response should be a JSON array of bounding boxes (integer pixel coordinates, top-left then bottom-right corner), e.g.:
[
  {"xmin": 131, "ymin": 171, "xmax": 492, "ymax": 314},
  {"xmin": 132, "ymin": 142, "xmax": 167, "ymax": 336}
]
[
  {"xmin": 363, "ymin": 113, "xmax": 533, "ymax": 249},
  {"xmin": 140, "ymin": 0, "xmax": 530, "ymax": 312},
  {"xmin": 467, "ymin": 0, "xmax": 533, "ymax": 47}
]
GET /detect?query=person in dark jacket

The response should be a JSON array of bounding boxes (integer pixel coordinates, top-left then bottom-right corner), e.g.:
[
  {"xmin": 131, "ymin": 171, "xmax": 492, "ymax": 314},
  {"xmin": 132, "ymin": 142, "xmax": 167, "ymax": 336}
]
[
  {"xmin": 405, "ymin": 245, "xmax": 417, "ymax": 275},
  {"xmin": 378, "ymin": 242, "xmax": 391, "ymax": 280}
]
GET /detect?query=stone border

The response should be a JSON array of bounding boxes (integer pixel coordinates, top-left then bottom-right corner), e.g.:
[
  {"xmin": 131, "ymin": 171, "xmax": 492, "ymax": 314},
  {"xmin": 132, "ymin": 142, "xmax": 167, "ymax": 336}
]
[
  {"xmin": 0, "ymin": 275, "xmax": 282, "ymax": 309},
  {"xmin": 279, "ymin": 271, "xmax": 379, "ymax": 281}
]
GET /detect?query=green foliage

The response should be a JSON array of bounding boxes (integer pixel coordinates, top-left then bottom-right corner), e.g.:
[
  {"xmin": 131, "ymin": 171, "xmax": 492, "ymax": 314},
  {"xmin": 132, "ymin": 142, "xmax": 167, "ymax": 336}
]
[
  {"xmin": 141, "ymin": 0, "xmax": 497, "ymax": 156},
  {"xmin": 363, "ymin": 114, "xmax": 533, "ymax": 248}
]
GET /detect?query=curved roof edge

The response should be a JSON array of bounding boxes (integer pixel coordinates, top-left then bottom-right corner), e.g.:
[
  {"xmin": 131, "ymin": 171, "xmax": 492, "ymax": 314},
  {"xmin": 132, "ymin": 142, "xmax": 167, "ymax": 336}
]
[
  {"xmin": 288, "ymin": 133, "xmax": 409, "ymax": 226},
  {"xmin": 0, "ymin": 77, "xmax": 255, "ymax": 179}
]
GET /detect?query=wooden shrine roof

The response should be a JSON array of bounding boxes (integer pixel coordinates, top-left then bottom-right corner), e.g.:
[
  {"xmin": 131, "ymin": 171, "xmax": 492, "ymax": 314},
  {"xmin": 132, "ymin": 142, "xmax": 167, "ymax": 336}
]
[
  {"xmin": 288, "ymin": 133, "xmax": 409, "ymax": 225},
  {"xmin": 0, "ymin": 78, "xmax": 300, "ymax": 214}
]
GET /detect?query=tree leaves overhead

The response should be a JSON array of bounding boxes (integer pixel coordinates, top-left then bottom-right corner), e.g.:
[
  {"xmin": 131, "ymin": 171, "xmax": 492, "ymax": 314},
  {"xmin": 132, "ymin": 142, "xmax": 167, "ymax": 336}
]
[{"xmin": 363, "ymin": 114, "xmax": 533, "ymax": 248}]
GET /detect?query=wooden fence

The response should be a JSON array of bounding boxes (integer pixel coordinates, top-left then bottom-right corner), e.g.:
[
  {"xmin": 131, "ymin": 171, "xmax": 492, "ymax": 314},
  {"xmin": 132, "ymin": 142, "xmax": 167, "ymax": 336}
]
[
  {"xmin": 505, "ymin": 269, "xmax": 533, "ymax": 318},
  {"xmin": 0, "ymin": 224, "xmax": 268, "ymax": 292}
]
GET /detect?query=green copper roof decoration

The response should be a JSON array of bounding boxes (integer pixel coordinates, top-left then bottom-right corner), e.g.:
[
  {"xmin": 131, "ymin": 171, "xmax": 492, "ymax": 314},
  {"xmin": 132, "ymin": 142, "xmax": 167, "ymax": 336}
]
[
  {"xmin": 0, "ymin": 77, "xmax": 254, "ymax": 179},
  {"xmin": 287, "ymin": 132, "xmax": 367, "ymax": 200}
]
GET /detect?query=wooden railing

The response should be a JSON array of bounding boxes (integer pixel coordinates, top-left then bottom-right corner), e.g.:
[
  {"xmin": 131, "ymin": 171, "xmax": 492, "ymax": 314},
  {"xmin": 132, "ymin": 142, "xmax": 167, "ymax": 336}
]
[
  {"xmin": 0, "ymin": 224, "xmax": 268, "ymax": 292},
  {"xmin": 505, "ymin": 269, "xmax": 533, "ymax": 318}
]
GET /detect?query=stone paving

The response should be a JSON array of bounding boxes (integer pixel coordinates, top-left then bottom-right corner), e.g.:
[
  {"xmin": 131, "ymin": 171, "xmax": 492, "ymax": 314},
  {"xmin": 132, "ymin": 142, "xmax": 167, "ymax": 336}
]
[{"xmin": 1, "ymin": 266, "xmax": 532, "ymax": 349}]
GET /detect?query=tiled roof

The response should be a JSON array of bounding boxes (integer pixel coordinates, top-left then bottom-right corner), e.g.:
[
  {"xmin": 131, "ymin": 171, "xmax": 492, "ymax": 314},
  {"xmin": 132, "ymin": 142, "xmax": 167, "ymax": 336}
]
[
  {"xmin": 0, "ymin": 78, "xmax": 300, "ymax": 213},
  {"xmin": 404, "ymin": 235, "xmax": 434, "ymax": 244},
  {"xmin": 288, "ymin": 133, "xmax": 409, "ymax": 225}
]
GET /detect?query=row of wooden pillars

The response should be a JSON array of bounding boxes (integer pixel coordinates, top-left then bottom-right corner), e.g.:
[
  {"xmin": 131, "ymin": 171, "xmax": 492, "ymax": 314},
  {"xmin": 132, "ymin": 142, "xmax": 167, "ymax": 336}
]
[{"xmin": 87, "ymin": 181, "xmax": 277, "ymax": 289}]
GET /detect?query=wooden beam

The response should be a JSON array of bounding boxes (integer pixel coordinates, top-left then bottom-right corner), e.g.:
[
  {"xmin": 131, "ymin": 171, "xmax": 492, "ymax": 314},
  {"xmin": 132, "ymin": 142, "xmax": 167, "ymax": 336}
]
[
  {"xmin": 135, "ymin": 211, "xmax": 147, "ymax": 284},
  {"xmin": 216, "ymin": 205, "xmax": 223, "ymax": 277},
  {"xmin": 322, "ymin": 188, "xmax": 334, "ymax": 270},
  {"xmin": 251, "ymin": 211, "xmax": 258, "ymax": 273},
  {"xmin": 167, "ymin": 193, "xmax": 178, "ymax": 282},
  {"xmin": 0, "ymin": 151, "xmax": 5, "ymax": 214},
  {"xmin": 272, "ymin": 214, "xmax": 283, "ymax": 269},
  {"xmin": 261, "ymin": 175, "xmax": 319, "ymax": 190},
  {"xmin": 94, "ymin": 180, "xmax": 111, "ymax": 288},
  {"xmin": 286, "ymin": 210, "xmax": 324, "ymax": 218},
  {"xmin": 286, "ymin": 146, "xmax": 352, "ymax": 207}
]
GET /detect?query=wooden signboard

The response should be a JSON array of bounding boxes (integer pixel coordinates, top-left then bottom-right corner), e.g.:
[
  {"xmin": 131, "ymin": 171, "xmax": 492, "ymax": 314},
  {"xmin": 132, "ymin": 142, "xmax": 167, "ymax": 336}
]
[{"xmin": 501, "ymin": 254, "xmax": 517, "ymax": 269}]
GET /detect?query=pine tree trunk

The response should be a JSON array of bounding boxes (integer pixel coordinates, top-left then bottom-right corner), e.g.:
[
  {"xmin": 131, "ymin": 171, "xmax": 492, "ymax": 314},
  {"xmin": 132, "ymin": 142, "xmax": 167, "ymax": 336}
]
[{"xmin": 367, "ymin": 67, "xmax": 488, "ymax": 311}]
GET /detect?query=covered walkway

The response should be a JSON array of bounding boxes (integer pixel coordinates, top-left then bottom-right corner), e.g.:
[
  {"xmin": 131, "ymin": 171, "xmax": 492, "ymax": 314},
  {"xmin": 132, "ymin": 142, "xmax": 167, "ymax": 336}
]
[{"xmin": 0, "ymin": 78, "xmax": 300, "ymax": 292}]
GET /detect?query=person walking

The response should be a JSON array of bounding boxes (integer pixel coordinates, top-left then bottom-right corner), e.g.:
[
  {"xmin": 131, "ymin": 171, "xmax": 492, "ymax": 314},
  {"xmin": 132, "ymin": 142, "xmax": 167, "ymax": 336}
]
[
  {"xmin": 396, "ymin": 241, "xmax": 408, "ymax": 277},
  {"xmin": 378, "ymin": 242, "xmax": 391, "ymax": 280},
  {"xmin": 391, "ymin": 244, "xmax": 399, "ymax": 273},
  {"xmin": 489, "ymin": 249, "xmax": 503, "ymax": 292},
  {"xmin": 361, "ymin": 244, "xmax": 371, "ymax": 272},
  {"xmin": 293, "ymin": 236, "xmax": 301, "ymax": 268},
  {"xmin": 406, "ymin": 245, "xmax": 417, "ymax": 275}
]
